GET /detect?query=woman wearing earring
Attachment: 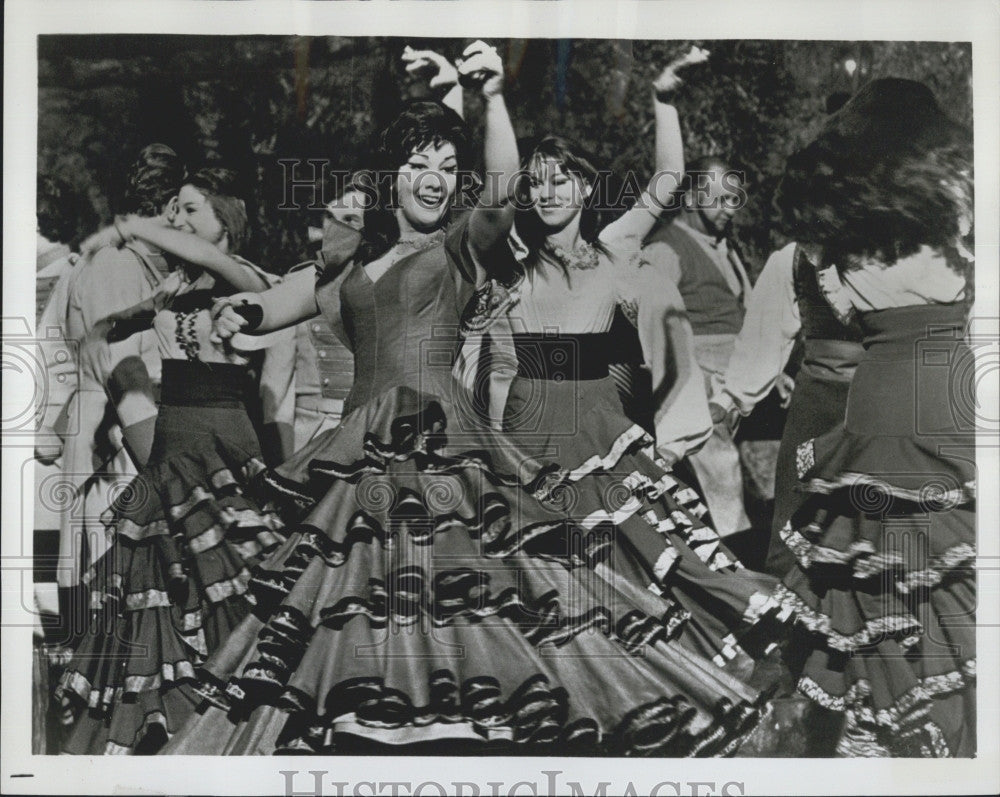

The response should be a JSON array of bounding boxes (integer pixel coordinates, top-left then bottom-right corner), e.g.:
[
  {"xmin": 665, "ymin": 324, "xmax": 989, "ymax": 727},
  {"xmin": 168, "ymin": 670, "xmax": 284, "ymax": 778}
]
[{"xmin": 468, "ymin": 45, "xmax": 787, "ymax": 683}]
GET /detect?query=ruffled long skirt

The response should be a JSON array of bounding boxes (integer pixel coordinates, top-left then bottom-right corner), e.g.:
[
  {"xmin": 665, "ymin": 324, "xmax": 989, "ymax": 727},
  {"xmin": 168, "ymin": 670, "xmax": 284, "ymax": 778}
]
[
  {"xmin": 56, "ymin": 398, "xmax": 284, "ymax": 754},
  {"xmin": 772, "ymin": 304, "xmax": 976, "ymax": 757},
  {"xmin": 161, "ymin": 380, "xmax": 790, "ymax": 756}
]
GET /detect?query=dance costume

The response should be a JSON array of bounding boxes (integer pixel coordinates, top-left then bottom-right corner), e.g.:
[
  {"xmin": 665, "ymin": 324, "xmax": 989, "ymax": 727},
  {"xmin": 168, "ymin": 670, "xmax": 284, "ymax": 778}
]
[
  {"xmin": 772, "ymin": 248, "xmax": 976, "ymax": 756},
  {"xmin": 160, "ymin": 214, "xmax": 787, "ymax": 756},
  {"xmin": 57, "ymin": 271, "xmax": 286, "ymax": 754}
]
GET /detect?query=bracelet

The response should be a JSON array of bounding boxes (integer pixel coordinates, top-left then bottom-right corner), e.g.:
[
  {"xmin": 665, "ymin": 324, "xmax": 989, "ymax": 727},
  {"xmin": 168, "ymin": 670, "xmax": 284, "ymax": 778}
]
[
  {"xmin": 231, "ymin": 300, "xmax": 264, "ymax": 331},
  {"xmin": 654, "ymin": 86, "xmax": 679, "ymax": 104}
]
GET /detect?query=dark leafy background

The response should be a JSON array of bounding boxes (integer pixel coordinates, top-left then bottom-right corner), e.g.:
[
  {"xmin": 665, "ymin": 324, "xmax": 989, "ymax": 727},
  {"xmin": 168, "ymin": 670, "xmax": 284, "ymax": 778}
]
[{"xmin": 38, "ymin": 36, "xmax": 972, "ymax": 277}]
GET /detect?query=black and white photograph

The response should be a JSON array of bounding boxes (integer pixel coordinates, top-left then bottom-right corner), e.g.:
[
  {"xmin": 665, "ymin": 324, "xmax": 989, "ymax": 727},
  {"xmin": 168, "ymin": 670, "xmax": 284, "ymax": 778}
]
[{"xmin": 3, "ymin": 1, "xmax": 998, "ymax": 794}]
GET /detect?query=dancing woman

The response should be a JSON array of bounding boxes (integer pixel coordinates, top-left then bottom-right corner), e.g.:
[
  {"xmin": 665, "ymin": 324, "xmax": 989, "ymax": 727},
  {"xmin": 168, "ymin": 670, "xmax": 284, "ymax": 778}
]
[
  {"xmin": 160, "ymin": 43, "xmax": 782, "ymax": 757},
  {"xmin": 770, "ymin": 78, "xmax": 976, "ymax": 757},
  {"xmin": 467, "ymin": 44, "xmax": 787, "ymax": 679},
  {"xmin": 56, "ymin": 168, "xmax": 288, "ymax": 754}
]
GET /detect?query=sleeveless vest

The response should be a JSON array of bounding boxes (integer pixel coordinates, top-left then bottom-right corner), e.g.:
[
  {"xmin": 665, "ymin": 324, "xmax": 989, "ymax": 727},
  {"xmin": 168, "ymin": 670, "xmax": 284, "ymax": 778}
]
[
  {"xmin": 792, "ymin": 247, "xmax": 864, "ymax": 343},
  {"xmin": 644, "ymin": 222, "xmax": 744, "ymax": 336},
  {"xmin": 792, "ymin": 246, "xmax": 865, "ymax": 381}
]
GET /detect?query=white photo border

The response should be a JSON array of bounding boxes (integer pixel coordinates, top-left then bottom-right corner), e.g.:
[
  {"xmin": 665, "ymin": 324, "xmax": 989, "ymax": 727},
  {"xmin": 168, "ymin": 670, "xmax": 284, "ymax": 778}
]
[{"xmin": 3, "ymin": 1, "xmax": 998, "ymax": 795}]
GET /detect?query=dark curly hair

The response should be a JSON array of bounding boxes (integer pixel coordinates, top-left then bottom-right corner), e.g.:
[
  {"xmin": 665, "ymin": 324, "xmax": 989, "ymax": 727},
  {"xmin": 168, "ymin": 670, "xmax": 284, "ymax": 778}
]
[
  {"xmin": 121, "ymin": 143, "xmax": 187, "ymax": 218},
  {"xmin": 514, "ymin": 135, "xmax": 627, "ymax": 257},
  {"xmin": 185, "ymin": 167, "xmax": 249, "ymax": 255},
  {"xmin": 37, "ymin": 173, "xmax": 97, "ymax": 251},
  {"xmin": 357, "ymin": 101, "xmax": 473, "ymax": 265},
  {"xmin": 774, "ymin": 78, "xmax": 972, "ymax": 271}
]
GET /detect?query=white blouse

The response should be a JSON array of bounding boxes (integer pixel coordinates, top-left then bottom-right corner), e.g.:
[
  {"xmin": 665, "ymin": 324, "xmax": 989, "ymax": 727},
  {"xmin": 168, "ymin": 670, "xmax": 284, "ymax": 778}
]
[
  {"xmin": 817, "ymin": 245, "xmax": 968, "ymax": 321},
  {"xmin": 485, "ymin": 217, "xmax": 713, "ymax": 463},
  {"xmin": 713, "ymin": 242, "xmax": 800, "ymax": 416}
]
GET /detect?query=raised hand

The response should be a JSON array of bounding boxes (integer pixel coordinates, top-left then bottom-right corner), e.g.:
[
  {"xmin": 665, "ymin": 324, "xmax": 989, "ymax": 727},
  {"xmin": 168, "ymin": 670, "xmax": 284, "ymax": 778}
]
[
  {"xmin": 456, "ymin": 40, "xmax": 504, "ymax": 98},
  {"xmin": 402, "ymin": 46, "xmax": 459, "ymax": 95},
  {"xmin": 653, "ymin": 45, "xmax": 711, "ymax": 98}
]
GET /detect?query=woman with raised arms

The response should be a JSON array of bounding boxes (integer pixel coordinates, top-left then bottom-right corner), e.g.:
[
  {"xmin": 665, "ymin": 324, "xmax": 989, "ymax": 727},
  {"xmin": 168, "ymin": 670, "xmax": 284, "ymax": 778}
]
[{"xmin": 158, "ymin": 43, "xmax": 785, "ymax": 757}]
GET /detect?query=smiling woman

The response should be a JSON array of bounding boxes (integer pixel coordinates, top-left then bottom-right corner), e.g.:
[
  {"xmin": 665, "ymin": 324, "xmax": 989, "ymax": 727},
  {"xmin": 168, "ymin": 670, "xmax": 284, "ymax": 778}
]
[
  {"xmin": 361, "ymin": 122, "xmax": 464, "ymax": 285},
  {"xmin": 54, "ymin": 169, "xmax": 291, "ymax": 755},
  {"xmin": 173, "ymin": 171, "xmax": 247, "ymax": 254},
  {"xmin": 145, "ymin": 42, "xmax": 792, "ymax": 761}
]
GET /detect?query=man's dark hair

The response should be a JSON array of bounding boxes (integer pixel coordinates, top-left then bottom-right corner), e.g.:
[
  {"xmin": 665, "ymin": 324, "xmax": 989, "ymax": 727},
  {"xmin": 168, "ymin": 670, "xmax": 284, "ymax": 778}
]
[
  {"xmin": 121, "ymin": 143, "xmax": 186, "ymax": 218},
  {"xmin": 680, "ymin": 155, "xmax": 736, "ymax": 195},
  {"xmin": 37, "ymin": 173, "xmax": 97, "ymax": 250}
]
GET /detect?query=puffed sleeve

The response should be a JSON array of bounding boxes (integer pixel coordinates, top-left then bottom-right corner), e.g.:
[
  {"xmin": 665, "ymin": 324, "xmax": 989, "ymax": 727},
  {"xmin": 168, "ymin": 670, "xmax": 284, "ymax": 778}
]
[
  {"xmin": 612, "ymin": 236, "xmax": 712, "ymax": 464},
  {"xmin": 35, "ymin": 261, "xmax": 80, "ymax": 455},
  {"xmin": 714, "ymin": 243, "xmax": 801, "ymax": 416},
  {"xmin": 316, "ymin": 219, "xmax": 363, "ymax": 283}
]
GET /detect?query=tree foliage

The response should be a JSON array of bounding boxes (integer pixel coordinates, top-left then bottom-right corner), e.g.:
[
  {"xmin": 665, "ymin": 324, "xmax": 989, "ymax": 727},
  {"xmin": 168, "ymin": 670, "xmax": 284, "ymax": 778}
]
[{"xmin": 38, "ymin": 35, "xmax": 972, "ymax": 276}]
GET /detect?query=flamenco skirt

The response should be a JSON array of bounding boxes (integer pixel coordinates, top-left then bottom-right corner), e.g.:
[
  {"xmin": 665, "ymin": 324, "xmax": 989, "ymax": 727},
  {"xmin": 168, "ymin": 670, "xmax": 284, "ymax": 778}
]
[
  {"xmin": 55, "ymin": 392, "xmax": 285, "ymax": 754},
  {"xmin": 162, "ymin": 379, "xmax": 790, "ymax": 756},
  {"xmin": 765, "ymin": 370, "xmax": 853, "ymax": 577},
  {"xmin": 772, "ymin": 304, "xmax": 977, "ymax": 757}
]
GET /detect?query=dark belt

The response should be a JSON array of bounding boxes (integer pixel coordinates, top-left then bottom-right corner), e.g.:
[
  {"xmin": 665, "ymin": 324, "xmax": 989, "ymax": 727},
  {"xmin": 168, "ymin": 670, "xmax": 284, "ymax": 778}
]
[
  {"xmin": 160, "ymin": 360, "xmax": 249, "ymax": 408},
  {"xmin": 512, "ymin": 333, "xmax": 611, "ymax": 382}
]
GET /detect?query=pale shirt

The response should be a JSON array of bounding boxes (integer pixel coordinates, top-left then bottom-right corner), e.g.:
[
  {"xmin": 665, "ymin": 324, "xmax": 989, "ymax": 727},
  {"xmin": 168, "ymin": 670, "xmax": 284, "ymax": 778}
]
[
  {"xmin": 497, "ymin": 222, "xmax": 713, "ymax": 463},
  {"xmin": 36, "ymin": 244, "xmax": 81, "ymax": 441},
  {"xmin": 817, "ymin": 245, "xmax": 968, "ymax": 317},
  {"xmin": 50, "ymin": 241, "xmax": 177, "ymax": 587},
  {"xmin": 67, "ymin": 241, "xmax": 178, "ymax": 387},
  {"xmin": 717, "ymin": 246, "xmax": 969, "ymax": 418},
  {"xmin": 83, "ymin": 255, "xmax": 295, "ymax": 408},
  {"xmin": 36, "ymin": 238, "xmax": 76, "ymax": 322},
  {"xmin": 713, "ymin": 243, "xmax": 800, "ymax": 416}
]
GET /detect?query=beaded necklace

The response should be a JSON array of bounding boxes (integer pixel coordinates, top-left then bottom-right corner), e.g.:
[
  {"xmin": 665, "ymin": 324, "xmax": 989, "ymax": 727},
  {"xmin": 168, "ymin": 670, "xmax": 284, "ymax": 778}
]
[
  {"xmin": 541, "ymin": 240, "xmax": 600, "ymax": 271},
  {"xmin": 393, "ymin": 229, "xmax": 447, "ymax": 258}
]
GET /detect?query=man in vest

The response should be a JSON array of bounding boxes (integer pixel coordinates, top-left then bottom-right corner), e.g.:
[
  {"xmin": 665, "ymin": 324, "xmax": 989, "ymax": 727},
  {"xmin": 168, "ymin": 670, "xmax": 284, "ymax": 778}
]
[
  {"xmin": 641, "ymin": 155, "xmax": 752, "ymax": 538},
  {"xmin": 284, "ymin": 176, "xmax": 367, "ymax": 452}
]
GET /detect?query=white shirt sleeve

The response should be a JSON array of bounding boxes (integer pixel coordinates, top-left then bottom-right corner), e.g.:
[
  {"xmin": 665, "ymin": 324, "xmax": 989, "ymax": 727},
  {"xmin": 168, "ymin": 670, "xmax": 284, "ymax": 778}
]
[
  {"xmin": 614, "ymin": 238, "xmax": 712, "ymax": 462},
  {"xmin": 715, "ymin": 243, "xmax": 800, "ymax": 415}
]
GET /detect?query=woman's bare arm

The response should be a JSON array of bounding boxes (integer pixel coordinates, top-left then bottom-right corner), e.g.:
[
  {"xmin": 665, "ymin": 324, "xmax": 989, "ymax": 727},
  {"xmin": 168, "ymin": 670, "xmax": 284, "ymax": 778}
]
[
  {"xmin": 601, "ymin": 47, "xmax": 709, "ymax": 245},
  {"xmin": 122, "ymin": 216, "xmax": 270, "ymax": 292},
  {"xmin": 461, "ymin": 41, "xmax": 520, "ymax": 282},
  {"xmin": 211, "ymin": 270, "xmax": 319, "ymax": 343}
]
